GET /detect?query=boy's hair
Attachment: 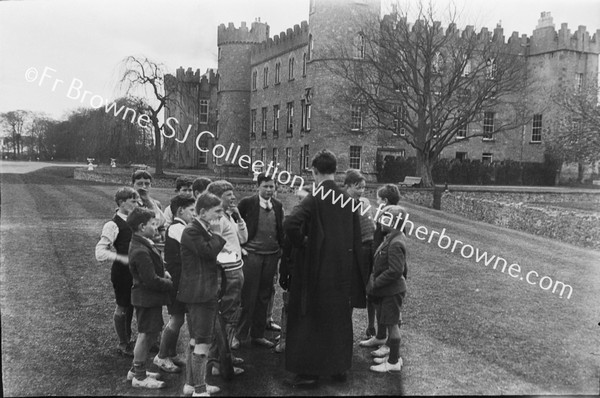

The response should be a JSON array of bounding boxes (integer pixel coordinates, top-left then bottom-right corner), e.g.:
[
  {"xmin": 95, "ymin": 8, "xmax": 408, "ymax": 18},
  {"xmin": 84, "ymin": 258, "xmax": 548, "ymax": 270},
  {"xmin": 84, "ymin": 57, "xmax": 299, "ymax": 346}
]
[
  {"xmin": 175, "ymin": 176, "xmax": 194, "ymax": 191},
  {"xmin": 256, "ymin": 172, "xmax": 274, "ymax": 186},
  {"xmin": 170, "ymin": 195, "xmax": 196, "ymax": 217},
  {"xmin": 207, "ymin": 180, "xmax": 234, "ymax": 197},
  {"xmin": 192, "ymin": 177, "xmax": 213, "ymax": 194},
  {"xmin": 195, "ymin": 192, "xmax": 222, "ymax": 214},
  {"xmin": 114, "ymin": 186, "xmax": 139, "ymax": 206},
  {"xmin": 126, "ymin": 207, "xmax": 155, "ymax": 231},
  {"xmin": 311, "ymin": 150, "xmax": 337, "ymax": 174},
  {"xmin": 344, "ymin": 169, "xmax": 366, "ymax": 186},
  {"xmin": 131, "ymin": 170, "xmax": 153, "ymax": 184},
  {"xmin": 377, "ymin": 184, "xmax": 401, "ymax": 205}
]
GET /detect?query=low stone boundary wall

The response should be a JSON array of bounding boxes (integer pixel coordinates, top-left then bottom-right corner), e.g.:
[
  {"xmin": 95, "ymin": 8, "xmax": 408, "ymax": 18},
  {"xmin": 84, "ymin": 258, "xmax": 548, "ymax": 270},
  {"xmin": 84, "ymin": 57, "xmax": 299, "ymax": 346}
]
[{"xmin": 441, "ymin": 191, "xmax": 600, "ymax": 250}]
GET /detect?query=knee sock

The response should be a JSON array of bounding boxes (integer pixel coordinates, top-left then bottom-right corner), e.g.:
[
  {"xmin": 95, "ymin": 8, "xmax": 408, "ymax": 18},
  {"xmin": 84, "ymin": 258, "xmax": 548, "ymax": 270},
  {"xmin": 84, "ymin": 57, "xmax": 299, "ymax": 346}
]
[
  {"xmin": 191, "ymin": 353, "xmax": 207, "ymax": 394},
  {"xmin": 133, "ymin": 360, "xmax": 146, "ymax": 380},
  {"xmin": 126, "ymin": 306, "xmax": 134, "ymax": 342},
  {"xmin": 375, "ymin": 323, "xmax": 387, "ymax": 340},
  {"xmin": 185, "ymin": 344, "xmax": 194, "ymax": 386},
  {"xmin": 387, "ymin": 338, "xmax": 401, "ymax": 364},
  {"xmin": 158, "ymin": 324, "xmax": 179, "ymax": 358},
  {"xmin": 114, "ymin": 313, "xmax": 129, "ymax": 346}
]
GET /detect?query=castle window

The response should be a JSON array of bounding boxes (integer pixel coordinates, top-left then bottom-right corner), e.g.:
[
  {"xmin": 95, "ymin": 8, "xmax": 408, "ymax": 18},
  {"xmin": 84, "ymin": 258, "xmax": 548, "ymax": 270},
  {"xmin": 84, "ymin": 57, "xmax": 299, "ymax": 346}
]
[
  {"xmin": 252, "ymin": 70, "xmax": 257, "ymax": 91},
  {"xmin": 531, "ymin": 114, "xmax": 542, "ymax": 143},
  {"xmin": 456, "ymin": 152, "xmax": 468, "ymax": 161},
  {"xmin": 354, "ymin": 33, "xmax": 365, "ymax": 59},
  {"xmin": 482, "ymin": 153, "xmax": 493, "ymax": 164},
  {"xmin": 287, "ymin": 102, "xmax": 294, "ymax": 135},
  {"xmin": 218, "ymin": 47, "xmax": 222, "ymax": 60},
  {"xmin": 349, "ymin": 146, "xmax": 362, "ymax": 169},
  {"xmin": 432, "ymin": 52, "xmax": 444, "ymax": 74},
  {"xmin": 197, "ymin": 135, "xmax": 208, "ymax": 165},
  {"xmin": 273, "ymin": 147, "xmax": 278, "ymax": 165},
  {"xmin": 261, "ymin": 107, "xmax": 268, "ymax": 137},
  {"xmin": 456, "ymin": 124, "xmax": 467, "ymax": 139},
  {"xmin": 250, "ymin": 109, "xmax": 257, "ymax": 138},
  {"xmin": 260, "ymin": 148, "xmax": 266, "ymax": 167},
  {"xmin": 575, "ymin": 73, "xmax": 583, "ymax": 91},
  {"xmin": 485, "ymin": 58, "xmax": 497, "ymax": 80},
  {"xmin": 273, "ymin": 104, "xmax": 280, "ymax": 137},
  {"xmin": 215, "ymin": 110, "xmax": 219, "ymax": 139},
  {"xmin": 482, "ymin": 111, "xmax": 494, "ymax": 140},
  {"xmin": 302, "ymin": 53, "xmax": 307, "ymax": 77},
  {"xmin": 301, "ymin": 100, "xmax": 311, "ymax": 132},
  {"xmin": 308, "ymin": 34, "xmax": 313, "ymax": 60},
  {"xmin": 285, "ymin": 148, "xmax": 292, "ymax": 172},
  {"xmin": 250, "ymin": 148, "xmax": 256, "ymax": 165},
  {"xmin": 351, "ymin": 104, "xmax": 363, "ymax": 131},
  {"xmin": 289, "ymin": 57, "xmax": 295, "ymax": 80},
  {"xmin": 216, "ymin": 73, "xmax": 220, "ymax": 92},
  {"xmin": 263, "ymin": 66, "xmax": 269, "ymax": 88},
  {"xmin": 199, "ymin": 100, "xmax": 209, "ymax": 124},
  {"xmin": 300, "ymin": 144, "xmax": 310, "ymax": 170},
  {"xmin": 462, "ymin": 59, "xmax": 472, "ymax": 77},
  {"xmin": 393, "ymin": 105, "xmax": 406, "ymax": 136},
  {"xmin": 275, "ymin": 62, "xmax": 281, "ymax": 84}
]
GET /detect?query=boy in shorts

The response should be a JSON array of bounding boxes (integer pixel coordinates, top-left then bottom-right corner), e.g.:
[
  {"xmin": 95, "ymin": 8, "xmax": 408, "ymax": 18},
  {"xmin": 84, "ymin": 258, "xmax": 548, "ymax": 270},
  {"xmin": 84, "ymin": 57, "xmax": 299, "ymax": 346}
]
[
  {"xmin": 367, "ymin": 205, "xmax": 408, "ymax": 373},
  {"xmin": 179, "ymin": 192, "xmax": 227, "ymax": 396},
  {"xmin": 95, "ymin": 187, "xmax": 139, "ymax": 357},
  {"xmin": 153, "ymin": 195, "xmax": 196, "ymax": 374},
  {"xmin": 163, "ymin": 176, "xmax": 195, "ymax": 228},
  {"xmin": 126, "ymin": 207, "xmax": 173, "ymax": 389},
  {"xmin": 360, "ymin": 183, "xmax": 401, "ymax": 355}
]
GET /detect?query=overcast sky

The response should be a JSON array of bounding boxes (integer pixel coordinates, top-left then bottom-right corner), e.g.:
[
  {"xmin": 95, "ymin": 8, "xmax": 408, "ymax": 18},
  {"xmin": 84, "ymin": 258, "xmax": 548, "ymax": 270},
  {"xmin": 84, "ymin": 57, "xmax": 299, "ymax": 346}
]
[{"xmin": 1, "ymin": 0, "xmax": 599, "ymax": 121}]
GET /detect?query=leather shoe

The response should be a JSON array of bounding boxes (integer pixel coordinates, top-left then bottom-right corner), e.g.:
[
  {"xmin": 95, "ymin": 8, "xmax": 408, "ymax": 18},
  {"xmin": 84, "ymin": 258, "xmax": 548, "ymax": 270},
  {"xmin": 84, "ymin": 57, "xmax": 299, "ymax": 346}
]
[
  {"xmin": 266, "ymin": 321, "xmax": 281, "ymax": 331},
  {"xmin": 252, "ymin": 337, "xmax": 275, "ymax": 348},
  {"xmin": 287, "ymin": 374, "xmax": 319, "ymax": 388}
]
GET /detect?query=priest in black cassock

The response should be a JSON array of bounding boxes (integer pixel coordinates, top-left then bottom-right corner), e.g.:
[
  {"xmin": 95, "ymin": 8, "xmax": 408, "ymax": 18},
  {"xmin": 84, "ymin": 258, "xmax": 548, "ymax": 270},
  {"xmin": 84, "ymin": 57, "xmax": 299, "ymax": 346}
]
[{"xmin": 283, "ymin": 149, "xmax": 366, "ymax": 388}]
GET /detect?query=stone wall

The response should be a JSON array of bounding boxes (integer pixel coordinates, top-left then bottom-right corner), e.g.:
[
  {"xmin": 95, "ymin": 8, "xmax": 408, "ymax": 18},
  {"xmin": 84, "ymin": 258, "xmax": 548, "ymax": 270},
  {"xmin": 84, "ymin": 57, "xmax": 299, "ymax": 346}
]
[{"xmin": 440, "ymin": 190, "xmax": 600, "ymax": 249}]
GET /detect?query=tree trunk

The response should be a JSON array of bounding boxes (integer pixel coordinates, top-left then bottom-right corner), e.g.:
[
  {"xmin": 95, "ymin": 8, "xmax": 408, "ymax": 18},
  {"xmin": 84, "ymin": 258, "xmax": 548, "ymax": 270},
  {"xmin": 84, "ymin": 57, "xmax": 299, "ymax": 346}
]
[
  {"xmin": 152, "ymin": 121, "xmax": 163, "ymax": 175},
  {"xmin": 416, "ymin": 150, "xmax": 434, "ymax": 188},
  {"xmin": 577, "ymin": 162, "xmax": 584, "ymax": 184}
]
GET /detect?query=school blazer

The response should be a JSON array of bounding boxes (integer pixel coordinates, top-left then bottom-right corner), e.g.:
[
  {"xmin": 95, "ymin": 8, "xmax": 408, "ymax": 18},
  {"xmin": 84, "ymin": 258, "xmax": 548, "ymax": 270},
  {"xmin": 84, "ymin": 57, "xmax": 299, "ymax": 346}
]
[
  {"xmin": 178, "ymin": 219, "xmax": 226, "ymax": 304},
  {"xmin": 368, "ymin": 230, "xmax": 408, "ymax": 297},
  {"xmin": 128, "ymin": 234, "xmax": 173, "ymax": 307},
  {"xmin": 238, "ymin": 194, "xmax": 284, "ymax": 248}
]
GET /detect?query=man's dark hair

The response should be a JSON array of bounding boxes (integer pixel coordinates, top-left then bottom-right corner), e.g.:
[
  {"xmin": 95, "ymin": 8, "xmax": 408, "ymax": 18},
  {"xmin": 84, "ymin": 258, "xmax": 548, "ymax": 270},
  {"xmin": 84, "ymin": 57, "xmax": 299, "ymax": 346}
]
[
  {"xmin": 114, "ymin": 186, "xmax": 139, "ymax": 206},
  {"xmin": 175, "ymin": 176, "xmax": 194, "ymax": 192},
  {"xmin": 195, "ymin": 192, "xmax": 222, "ymax": 214},
  {"xmin": 344, "ymin": 169, "xmax": 365, "ymax": 186},
  {"xmin": 207, "ymin": 180, "xmax": 234, "ymax": 197},
  {"xmin": 131, "ymin": 170, "xmax": 153, "ymax": 184},
  {"xmin": 170, "ymin": 195, "xmax": 196, "ymax": 217},
  {"xmin": 192, "ymin": 177, "xmax": 213, "ymax": 195},
  {"xmin": 311, "ymin": 150, "xmax": 337, "ymax": 174},
  {"xmin": 126, "ymin": 207, "xmax": 155, "ymax": 232},
  {"xmin": 377, "ymin": 184, "xmax": 401, "ymax": 205},
  {"xmin": 256, "ymin": 172, "xmax": 274, "ymax": 186}
]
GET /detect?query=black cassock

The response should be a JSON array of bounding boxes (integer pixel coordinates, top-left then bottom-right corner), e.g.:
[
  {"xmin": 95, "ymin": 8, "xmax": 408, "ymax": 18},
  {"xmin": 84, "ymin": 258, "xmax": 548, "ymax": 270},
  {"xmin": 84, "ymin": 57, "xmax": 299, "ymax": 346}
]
[{"xmin": 283, "ymin": 180, "xmax": 366, "ymax": 376}]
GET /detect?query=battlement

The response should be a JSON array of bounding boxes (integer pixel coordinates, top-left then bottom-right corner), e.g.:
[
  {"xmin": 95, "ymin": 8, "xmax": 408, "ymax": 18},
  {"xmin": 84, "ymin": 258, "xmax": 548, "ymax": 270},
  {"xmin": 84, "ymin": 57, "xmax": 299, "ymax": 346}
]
[
  {"xmin": 166, "ymin": 67, "xmax": 217, "ymax": 92},
  {"xmin": 251, "ymin": 20, "xmax": 309, "ymax": 65},
  {"xmin": 218, "ymin": 20, "xmax": 270, "ymax": 46},
  {"xmin": 381, "ymin": 12, "xmax": 600, "ymax": 55}
]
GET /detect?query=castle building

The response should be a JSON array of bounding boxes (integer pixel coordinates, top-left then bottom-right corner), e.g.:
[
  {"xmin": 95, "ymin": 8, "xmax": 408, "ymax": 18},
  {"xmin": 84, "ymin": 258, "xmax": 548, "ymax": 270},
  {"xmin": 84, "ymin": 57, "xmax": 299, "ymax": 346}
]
[{"xmin": 165, "ymin": 0, "xmax": 599, "ymax": 180}]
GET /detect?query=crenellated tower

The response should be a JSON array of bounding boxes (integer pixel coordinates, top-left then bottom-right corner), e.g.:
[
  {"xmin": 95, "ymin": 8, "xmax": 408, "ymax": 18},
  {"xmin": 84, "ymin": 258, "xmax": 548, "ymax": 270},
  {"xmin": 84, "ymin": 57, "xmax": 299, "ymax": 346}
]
[{"xmin": 217, "ymin": 20, "xmax": 269, "ymax": 172}]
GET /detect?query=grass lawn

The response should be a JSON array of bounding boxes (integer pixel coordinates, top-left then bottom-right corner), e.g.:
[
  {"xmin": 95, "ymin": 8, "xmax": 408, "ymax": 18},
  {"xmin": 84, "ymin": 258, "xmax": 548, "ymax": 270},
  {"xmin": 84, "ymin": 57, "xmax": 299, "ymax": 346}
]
[{"xmin": 1, "ymin": 166, "xmax": 599, "ymax": 395}]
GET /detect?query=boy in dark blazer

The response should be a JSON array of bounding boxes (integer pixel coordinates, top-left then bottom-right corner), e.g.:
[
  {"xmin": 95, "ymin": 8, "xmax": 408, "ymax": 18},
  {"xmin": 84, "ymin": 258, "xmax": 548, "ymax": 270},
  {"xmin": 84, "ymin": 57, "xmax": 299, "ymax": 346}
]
[
  {"xmin": 126, "ymin": 207, "xmax": 173, "ymax": 389},
  {"xmin": 178, "ymin": 192, "xmax": 227, "ymax": 396},
  {"xmin": 367, "ymin": 205, "xmax": 408, "ymax": 374}
]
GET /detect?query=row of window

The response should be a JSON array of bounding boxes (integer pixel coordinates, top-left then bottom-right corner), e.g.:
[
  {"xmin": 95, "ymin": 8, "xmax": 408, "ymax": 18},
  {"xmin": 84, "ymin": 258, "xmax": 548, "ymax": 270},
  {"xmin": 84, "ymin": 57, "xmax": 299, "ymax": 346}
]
[
  {"xmin": 247, "ymin": 145, "xmax": 363, "ymax": 172},
  {"xmin": 250, "ymin": 100, "xmax": 312, "ymax": 138},
  {"xmin": 456, "ymin": 112, "xmax": 543, "ymax": 142},
  {"xmin": 252, "ymin": 52, "xmax": 309, "ymax": 90}
]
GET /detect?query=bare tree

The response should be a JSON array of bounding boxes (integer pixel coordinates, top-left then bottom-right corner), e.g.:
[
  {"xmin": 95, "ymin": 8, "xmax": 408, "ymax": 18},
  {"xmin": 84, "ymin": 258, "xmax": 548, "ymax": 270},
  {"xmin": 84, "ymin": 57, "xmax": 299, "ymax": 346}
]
[
  {"xmin": 548, "ymin": 83, "xmax": 600, "ymax": 183},
  {"xmin": 1, "ymin": 110, "xmax": 29, "ymax": 158},
  {"xmin": 118, "ymin": 56, "xmax": 191, "ymax": 174},
  {"xmin": 325, "ymin": 1, "xmax": 531, "ymax": 187}
]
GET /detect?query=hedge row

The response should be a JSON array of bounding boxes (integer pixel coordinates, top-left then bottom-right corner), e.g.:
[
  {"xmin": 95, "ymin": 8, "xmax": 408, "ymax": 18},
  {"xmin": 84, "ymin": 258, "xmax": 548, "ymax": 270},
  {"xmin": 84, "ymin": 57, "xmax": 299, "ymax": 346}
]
[{"xmin": 378, "ymin": 157, "xmax": 559, "ymax": 186}]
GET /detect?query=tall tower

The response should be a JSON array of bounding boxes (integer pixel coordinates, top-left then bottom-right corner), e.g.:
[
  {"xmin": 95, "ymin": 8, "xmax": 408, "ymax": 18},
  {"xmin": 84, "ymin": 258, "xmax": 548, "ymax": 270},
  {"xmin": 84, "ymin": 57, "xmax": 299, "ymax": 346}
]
[
  {"xmin": 306, "ymin": 0, "xmax": 382, "ymax": 175},
  {"xmin": 217, "ymin": 21, "xmax": 269, "ymax": 173}
]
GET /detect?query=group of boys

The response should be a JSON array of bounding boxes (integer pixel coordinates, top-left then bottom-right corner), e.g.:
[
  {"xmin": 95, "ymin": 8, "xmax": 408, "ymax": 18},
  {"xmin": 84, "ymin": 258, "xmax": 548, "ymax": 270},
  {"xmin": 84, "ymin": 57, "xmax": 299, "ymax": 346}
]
[{"xmin": 96, "ymin": 171, "xmax": 287, "ymax": 395}]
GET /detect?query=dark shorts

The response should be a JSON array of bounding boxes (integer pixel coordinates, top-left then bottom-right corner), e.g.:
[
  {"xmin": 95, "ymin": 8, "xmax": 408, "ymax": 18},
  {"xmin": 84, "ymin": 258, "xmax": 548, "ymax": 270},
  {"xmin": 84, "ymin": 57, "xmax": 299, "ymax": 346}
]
[
  {"xmin": 375, "ymin": 293, "xmax": 405, "ymax": 326},
  {"xmin": 111, "ymin": 263, "xmax": 133, "ymax": 307},
  {"xmin": 186, "ymin": 301, "xmax": 218, "ymax": 344},
  {"xmin": 167, "ymin": 299, "xmax": 187, "ymax": 316},
  {"xmin": 135, "ymin": 306, "xmax": 164, "ymax": 334}
]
